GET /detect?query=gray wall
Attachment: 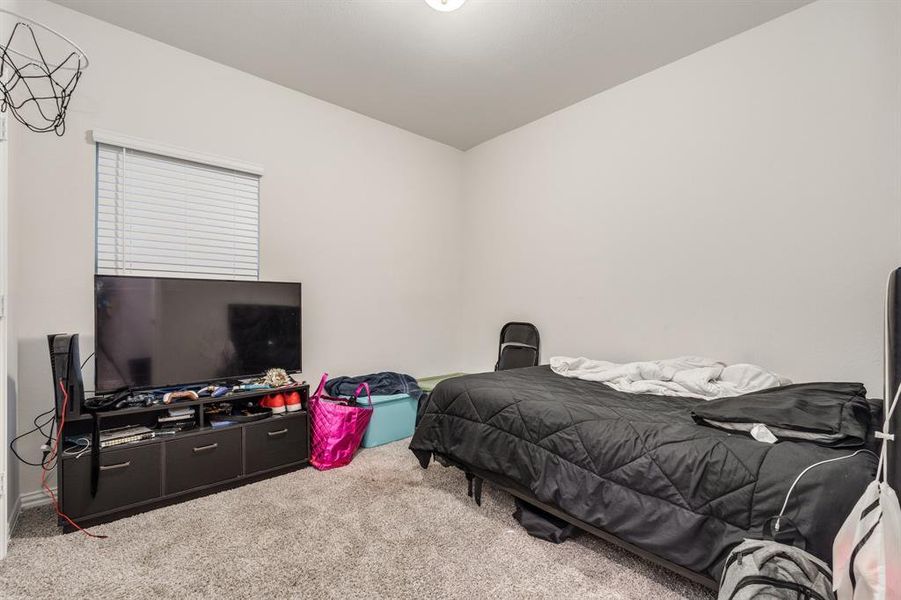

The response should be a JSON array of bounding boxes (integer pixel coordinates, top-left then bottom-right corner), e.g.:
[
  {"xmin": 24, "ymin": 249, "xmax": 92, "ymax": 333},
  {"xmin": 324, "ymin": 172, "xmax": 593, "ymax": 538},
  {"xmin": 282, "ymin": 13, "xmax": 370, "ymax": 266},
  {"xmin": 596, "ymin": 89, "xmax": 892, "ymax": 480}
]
[
  {"xmin": 459, "ymin": 0, "xmax": 901, "ymax": 394},
  {"xmin": 6, "ymin": 0, "xmax": 464, "ymax": 502}
]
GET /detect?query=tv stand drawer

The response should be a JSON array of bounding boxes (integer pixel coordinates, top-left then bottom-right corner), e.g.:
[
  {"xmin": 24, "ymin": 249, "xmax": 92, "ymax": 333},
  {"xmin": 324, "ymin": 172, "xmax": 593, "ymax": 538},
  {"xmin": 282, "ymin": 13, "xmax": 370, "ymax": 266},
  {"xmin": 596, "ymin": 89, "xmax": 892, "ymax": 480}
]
[
  {"xmin": 164, "ymin": 429, "xmax": 241, "ymax": 495},
  {"xmin": 245, "ymin": 413, "xmax": 309, "ymax": 474},
  {"xmin": 62, "ymin": 444, "xmax": 162, "ymax": 519}
]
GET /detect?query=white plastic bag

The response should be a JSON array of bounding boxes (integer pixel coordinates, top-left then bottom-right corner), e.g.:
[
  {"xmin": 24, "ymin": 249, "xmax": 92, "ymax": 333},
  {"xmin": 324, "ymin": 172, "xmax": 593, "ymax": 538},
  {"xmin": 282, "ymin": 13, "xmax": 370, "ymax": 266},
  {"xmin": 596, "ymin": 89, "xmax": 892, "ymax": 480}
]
[{"xmin": 833, "ymin": 387, "xmax": 901, "ymax": 600}]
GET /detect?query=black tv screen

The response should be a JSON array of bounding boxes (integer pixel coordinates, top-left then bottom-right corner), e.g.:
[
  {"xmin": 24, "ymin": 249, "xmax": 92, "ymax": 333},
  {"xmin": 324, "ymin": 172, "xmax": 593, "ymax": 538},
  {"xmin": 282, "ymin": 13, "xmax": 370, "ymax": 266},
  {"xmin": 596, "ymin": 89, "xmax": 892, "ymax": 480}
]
[{"xmin": 95, "ymin": 275, "xmax": 301, "ymax": 393}]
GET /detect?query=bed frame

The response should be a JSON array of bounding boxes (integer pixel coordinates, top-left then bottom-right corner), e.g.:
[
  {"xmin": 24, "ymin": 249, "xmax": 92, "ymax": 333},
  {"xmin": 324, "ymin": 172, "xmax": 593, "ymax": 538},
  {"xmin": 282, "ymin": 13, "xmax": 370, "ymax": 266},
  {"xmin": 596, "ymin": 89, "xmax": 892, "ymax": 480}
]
[{"xmin": 435, "ymin": 454, "xmax": 719, "ymax": 590}]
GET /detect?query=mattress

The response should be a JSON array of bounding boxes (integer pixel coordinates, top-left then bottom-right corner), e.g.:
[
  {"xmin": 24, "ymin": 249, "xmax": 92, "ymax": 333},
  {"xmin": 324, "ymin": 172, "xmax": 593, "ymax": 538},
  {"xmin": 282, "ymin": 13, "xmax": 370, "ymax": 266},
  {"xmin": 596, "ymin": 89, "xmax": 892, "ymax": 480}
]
[{"xmin": 409, "ymin": 366, "xmax": 879, "ymax": 579}]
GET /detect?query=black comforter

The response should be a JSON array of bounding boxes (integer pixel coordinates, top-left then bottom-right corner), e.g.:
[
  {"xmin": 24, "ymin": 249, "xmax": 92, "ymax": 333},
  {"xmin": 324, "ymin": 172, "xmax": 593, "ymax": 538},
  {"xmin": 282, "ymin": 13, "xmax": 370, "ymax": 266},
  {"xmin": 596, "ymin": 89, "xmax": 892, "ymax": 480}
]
[{"xmin": 409, "ymin": 366, "xmax": 878, "ymax": 579}]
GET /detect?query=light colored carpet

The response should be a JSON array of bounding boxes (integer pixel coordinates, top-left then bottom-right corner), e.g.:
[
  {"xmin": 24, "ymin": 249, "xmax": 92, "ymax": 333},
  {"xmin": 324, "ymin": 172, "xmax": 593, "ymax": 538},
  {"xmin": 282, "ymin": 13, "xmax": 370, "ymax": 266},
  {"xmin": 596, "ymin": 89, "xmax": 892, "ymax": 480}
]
[{"xmin": 1, "ymin": 440, "xmax": 714, "ymax": 599}]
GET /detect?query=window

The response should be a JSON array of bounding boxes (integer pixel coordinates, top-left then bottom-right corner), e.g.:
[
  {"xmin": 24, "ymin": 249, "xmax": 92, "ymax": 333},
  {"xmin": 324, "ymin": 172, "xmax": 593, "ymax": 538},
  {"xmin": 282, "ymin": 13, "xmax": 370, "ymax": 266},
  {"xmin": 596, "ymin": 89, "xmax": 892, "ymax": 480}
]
[{"xmin": 95, "ymin": 137, "xmax": 261, "ymax": 280}]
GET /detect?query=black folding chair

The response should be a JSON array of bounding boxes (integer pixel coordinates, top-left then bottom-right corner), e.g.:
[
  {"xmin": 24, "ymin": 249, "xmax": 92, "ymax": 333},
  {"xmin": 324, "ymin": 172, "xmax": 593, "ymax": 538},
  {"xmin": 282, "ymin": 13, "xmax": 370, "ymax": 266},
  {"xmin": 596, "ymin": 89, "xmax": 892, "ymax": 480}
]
[{"xmin": 495, "ymin": 322, "xmax": 540, "ymax": 371}]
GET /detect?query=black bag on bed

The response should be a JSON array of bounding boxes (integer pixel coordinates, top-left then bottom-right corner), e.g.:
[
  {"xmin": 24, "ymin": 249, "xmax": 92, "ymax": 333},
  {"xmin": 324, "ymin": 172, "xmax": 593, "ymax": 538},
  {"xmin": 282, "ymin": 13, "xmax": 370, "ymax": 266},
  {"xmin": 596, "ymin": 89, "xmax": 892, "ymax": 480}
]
[
  {"xmin": 512, "ymin": 498, "xmax": 576, "ymax": 544},
  {"xmin": 495, "ymin": 322, "xmax": 540, "ymax": 371}
]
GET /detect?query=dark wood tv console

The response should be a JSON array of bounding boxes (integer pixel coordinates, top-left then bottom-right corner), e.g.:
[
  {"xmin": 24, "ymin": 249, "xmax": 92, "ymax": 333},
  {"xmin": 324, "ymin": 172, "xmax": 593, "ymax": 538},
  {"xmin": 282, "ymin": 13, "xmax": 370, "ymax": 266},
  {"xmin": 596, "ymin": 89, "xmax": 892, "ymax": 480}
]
[{"xmin": 58, "ymin": 384, "xmax": 310, "ymax": 531}]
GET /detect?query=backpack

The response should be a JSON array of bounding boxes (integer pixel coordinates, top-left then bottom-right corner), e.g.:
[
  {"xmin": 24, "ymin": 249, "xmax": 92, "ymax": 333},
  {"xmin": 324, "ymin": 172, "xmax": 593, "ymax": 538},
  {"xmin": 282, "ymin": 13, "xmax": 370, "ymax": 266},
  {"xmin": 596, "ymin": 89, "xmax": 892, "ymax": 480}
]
[
  {"xmin": 719, "ymin": 539, "xmax": 835, "ymax": 600},
  {"xmin": 495, "ymin": 322, "xmax": 540, "ymax": 371},
  {"xmin": 832, "ymin": 384, "xmax": 901, "ymax": 600}
]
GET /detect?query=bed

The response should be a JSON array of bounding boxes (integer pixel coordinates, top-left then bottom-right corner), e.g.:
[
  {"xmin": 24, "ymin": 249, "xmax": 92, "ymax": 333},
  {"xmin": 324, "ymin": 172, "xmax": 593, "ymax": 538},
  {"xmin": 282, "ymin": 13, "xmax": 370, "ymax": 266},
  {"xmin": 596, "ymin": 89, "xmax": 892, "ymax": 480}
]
[{"xmin": 409, "ymin": 365, "xmax": 882, "ymax": 588}]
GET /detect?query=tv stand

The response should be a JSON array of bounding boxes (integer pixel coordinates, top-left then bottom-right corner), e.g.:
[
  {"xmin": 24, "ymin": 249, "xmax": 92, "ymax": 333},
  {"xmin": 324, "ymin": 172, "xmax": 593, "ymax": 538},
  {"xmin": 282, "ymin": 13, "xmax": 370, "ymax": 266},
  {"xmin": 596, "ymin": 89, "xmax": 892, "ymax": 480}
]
[{"xmin": 57, "ymin": 384, "xmax": 310, "ymax": 531}]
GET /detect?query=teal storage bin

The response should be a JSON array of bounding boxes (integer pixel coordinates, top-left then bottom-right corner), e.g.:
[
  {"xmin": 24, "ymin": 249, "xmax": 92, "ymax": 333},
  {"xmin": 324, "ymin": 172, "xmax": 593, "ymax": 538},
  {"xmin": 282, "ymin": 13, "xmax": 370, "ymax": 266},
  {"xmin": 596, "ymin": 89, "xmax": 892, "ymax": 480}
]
[{"xmin": 359, "ymin": 393, "xmax": 417, "ymax": 448}]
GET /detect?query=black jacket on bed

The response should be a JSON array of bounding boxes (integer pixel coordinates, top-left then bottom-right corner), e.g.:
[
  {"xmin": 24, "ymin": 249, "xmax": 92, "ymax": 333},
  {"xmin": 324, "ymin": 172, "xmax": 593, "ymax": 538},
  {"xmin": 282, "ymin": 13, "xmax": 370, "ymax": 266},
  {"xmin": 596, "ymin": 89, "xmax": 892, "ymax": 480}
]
[
  {"xmin": 691, "ymin": 382, "xmax": 871, "ymax": 447},
  {"xmin": 409, "ymin": 366, "xmax": 878, "ymax": 580}
]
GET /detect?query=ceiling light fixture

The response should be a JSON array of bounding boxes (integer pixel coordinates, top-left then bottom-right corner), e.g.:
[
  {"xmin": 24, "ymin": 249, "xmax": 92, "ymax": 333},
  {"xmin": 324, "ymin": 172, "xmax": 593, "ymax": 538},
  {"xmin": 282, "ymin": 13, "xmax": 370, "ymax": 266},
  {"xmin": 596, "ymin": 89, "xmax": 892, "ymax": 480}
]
[{"xmin": 425, "ymin": 0, "xmax": 466, "ymax": 12}]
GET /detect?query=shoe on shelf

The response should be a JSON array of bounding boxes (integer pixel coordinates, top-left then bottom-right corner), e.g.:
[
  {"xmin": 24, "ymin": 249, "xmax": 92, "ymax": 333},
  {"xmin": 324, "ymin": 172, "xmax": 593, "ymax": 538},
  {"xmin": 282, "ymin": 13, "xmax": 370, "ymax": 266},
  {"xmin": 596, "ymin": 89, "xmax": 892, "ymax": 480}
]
[
  {"xmin": 260, "ymin": 393, "xmax": 286, "ymax": 414},
  {"xmin": 284, "ymin": 390, "xmax": 302, "ymax": 413}
]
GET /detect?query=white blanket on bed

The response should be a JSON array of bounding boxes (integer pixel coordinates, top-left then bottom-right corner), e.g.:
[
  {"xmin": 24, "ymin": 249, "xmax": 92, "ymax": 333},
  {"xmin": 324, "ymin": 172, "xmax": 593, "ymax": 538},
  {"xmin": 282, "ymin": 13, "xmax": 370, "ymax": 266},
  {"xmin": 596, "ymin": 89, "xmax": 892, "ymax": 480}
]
[{"xmin": 549, "ymin": 355, "xmax": 790, "ymax": 400}]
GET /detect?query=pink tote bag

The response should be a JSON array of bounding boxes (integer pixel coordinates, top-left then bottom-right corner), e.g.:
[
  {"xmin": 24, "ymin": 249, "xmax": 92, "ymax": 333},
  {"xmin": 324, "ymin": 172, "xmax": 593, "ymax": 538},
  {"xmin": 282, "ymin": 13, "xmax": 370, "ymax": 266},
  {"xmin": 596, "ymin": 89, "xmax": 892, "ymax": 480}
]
[{"xmin": 309, "ymin": 373, "xmax": 374, "ymax": 470}]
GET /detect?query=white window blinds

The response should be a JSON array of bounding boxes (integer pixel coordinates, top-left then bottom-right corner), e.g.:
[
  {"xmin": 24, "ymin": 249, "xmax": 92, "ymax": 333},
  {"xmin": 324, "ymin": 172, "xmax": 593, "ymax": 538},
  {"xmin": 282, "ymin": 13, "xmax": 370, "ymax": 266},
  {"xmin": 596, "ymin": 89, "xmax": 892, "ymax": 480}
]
[{"xmin": 96, "ymin": 143, "xmax": 260, "ymax": 280}]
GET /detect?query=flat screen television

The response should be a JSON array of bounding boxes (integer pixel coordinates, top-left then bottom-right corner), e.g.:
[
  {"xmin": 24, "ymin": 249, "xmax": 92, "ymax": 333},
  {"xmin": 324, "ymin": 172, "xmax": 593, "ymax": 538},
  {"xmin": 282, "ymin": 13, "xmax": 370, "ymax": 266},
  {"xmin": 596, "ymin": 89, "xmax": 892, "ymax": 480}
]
[{"xmin": 95, "ymin": 275, "xmax": 302, "ymax": 393}]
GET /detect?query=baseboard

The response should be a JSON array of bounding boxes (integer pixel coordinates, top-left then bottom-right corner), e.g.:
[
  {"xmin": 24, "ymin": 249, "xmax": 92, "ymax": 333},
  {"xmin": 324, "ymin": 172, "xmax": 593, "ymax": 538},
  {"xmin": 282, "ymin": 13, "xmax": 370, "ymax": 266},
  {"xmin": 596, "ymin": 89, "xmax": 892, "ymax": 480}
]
[
  {"xmin": 7, "ymin": 494, "xmax": 21, "ymax": 540},
  {"xmin": 19, "ymin": 487, "xmax": 54, "ymax": 510}
]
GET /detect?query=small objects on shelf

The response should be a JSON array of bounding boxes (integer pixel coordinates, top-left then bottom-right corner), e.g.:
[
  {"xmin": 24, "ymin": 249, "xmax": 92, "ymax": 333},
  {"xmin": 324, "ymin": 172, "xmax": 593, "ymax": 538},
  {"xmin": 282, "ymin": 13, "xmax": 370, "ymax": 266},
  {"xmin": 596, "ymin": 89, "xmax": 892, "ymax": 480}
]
[
  {"xmin": 284, "ymin": 390, "xmax": 303, "ymax": 412},
  {"xmin": 263, "ymin": 368, "xmax": 293, "ymax": 387},
  {"xmin": 197, "ymin": 384, "xmax": 230, "ymax": 398},
  {"xmin": 88, "ymin": 373, "xmax": 306, "ymax": 420},
  {"xmin": 98, "ymin": 425, "xmax": 154, "ymax": 448},
  {"xmin": 231, "ymin": 383, "xmax": 270, "ymax": 392},
  {"xmin": 154, "ymin": 421, "xmax": 194, "ymax": 436},
  {"xmin": 62, "ymin": 436, "xmax": 92, "ymax": 458},
  {"xmin": 205, "ymin": 401, "xmax": 272, "ymax": 424},
  {"xmin": 162, "ymin": 390, "xmax": 199, "ymax": 405},
  {"xmin": 113, "ymin": 391, "xmax": 162, "ymax": 409},
  {"xmin": 157, "ymin": 407, "xmax": 195, "ymax": 426},
  {"xmin": 203, "ymin": 402, "xmax": 233, "ymax": 418},
  {"xmin": 238, "ymin": 368, "xmax": 300, "ymax": 390},
  {"xmin": 260, "ymin": 393, "xmax": 287, "ymax": 414}
]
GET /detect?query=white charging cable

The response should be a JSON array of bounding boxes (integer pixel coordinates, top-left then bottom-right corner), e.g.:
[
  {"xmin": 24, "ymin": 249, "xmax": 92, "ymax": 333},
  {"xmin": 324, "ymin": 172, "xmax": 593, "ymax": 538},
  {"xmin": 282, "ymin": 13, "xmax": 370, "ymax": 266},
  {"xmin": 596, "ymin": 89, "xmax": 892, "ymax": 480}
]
[
  {"xmin": 62, "ymin": 437, "xmax": 92, "ymax": 459},
  {"xmin": 774, "ymin": 449, "xmax": 878, "ymax": 533},
  {"xmin": 774, "ymin": 383, "xmax": 899, "ymax": 532}
]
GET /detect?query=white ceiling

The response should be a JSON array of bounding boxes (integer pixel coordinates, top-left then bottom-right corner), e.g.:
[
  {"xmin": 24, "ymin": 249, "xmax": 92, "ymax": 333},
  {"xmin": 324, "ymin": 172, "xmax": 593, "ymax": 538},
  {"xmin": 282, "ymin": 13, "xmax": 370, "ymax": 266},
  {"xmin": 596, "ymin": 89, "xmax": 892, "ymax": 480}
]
[{"xmin": 53, "ymin": 0, "xmax": 812, "ymax": 150}]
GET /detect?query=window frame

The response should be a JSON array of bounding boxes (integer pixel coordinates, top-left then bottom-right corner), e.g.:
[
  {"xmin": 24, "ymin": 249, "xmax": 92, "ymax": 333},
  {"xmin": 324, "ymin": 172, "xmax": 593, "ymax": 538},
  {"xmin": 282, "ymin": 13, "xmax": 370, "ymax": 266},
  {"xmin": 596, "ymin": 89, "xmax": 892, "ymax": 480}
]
[{"xmin": 92, "ymin": 130, "xmax": 264, "ymax": 281}]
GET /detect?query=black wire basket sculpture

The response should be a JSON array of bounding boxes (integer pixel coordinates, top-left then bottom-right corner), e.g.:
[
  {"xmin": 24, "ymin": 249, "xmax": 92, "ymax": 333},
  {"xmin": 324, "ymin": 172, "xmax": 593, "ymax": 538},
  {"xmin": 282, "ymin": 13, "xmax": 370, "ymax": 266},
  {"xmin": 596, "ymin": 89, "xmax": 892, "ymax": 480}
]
[{"xmin": 0, "ymin": 9, "xmax": 89, "ymax": 136}]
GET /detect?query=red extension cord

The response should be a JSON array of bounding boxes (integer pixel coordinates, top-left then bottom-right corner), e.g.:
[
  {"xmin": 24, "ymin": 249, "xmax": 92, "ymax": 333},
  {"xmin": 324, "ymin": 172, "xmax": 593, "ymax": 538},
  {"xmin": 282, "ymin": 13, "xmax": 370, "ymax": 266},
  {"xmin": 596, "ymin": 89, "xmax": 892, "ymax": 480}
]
[{"xmin": 42, "ymin": 380, "xmax": 107, "ymax": 538}]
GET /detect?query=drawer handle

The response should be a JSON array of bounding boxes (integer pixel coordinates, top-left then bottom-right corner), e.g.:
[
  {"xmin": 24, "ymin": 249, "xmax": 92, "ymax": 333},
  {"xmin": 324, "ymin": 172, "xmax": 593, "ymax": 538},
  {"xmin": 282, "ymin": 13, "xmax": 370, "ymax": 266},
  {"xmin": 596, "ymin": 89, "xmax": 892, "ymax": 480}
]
[
  {"xmin": 99, "ymin": 461, "xmax": 131, "ymax": 471},
  {"xmin": 267, "ymin": 428, "xmax": 289, "ymax": 438},
  {"xmin": 193, "ymin": 443, "xmax": 218, "ymax": 453}
]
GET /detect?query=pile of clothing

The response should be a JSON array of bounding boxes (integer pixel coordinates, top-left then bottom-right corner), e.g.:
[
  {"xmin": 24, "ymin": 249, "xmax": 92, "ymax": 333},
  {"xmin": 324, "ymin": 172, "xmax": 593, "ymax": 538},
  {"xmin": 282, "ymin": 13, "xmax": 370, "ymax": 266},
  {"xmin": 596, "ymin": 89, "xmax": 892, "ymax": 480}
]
[
  {"xmin": 325, "ymin": 372, "xmax": 424, "ymax": 403},
  {"xmin": 549, "ymin": 355, "xmax": 791, "ymax": 400}
]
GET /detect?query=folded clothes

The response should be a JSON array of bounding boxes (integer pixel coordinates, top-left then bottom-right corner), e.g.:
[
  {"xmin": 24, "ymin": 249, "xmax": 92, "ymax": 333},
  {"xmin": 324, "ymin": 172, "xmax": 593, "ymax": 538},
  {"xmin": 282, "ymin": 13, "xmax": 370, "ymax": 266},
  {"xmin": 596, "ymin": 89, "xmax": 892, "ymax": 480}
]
[
  {"xmin": 325, "ymin": 371, "xmax": 424, "ymax": 401},
  {"xmin": 692, "ymin": 382, "xmax": 872, "ymax": 447},
  {"xmin": 549, "ymin": 355, "xmax": 790, "ymax": 400}
]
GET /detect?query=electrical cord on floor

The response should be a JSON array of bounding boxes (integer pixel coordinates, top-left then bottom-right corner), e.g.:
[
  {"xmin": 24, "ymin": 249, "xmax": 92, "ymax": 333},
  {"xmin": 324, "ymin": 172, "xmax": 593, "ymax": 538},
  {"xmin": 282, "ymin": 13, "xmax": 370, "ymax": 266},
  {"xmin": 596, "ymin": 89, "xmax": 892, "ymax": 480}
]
[{"xmin": 42, "ymin": 380, "xmax": 106, "ymax": 539}]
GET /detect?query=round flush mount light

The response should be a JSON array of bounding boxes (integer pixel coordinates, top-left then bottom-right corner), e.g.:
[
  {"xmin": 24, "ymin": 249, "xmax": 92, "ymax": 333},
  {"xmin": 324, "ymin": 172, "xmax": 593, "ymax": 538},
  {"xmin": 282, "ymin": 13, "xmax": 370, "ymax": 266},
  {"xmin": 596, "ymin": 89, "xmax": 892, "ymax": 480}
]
[{"xmin": 425, "ymin": 0, "xmax": 467, "ymax": 12}]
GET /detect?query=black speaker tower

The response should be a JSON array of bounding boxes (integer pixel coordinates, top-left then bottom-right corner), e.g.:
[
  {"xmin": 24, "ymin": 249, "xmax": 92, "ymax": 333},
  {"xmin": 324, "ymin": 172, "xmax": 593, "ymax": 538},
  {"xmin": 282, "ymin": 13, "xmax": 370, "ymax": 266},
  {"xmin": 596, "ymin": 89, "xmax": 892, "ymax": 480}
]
[{"xmin": 48, "ymin": 333, "xmax": 84, "ymax": 420}]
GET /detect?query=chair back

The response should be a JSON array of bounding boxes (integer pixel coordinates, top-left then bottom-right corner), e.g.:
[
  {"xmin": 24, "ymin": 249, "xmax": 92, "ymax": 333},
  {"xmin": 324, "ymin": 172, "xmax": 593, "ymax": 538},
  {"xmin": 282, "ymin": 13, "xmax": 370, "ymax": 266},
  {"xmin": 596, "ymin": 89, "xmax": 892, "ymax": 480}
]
[{"xmin": 495, "ymin": 322, "xmax": 540, "ymax": 371}]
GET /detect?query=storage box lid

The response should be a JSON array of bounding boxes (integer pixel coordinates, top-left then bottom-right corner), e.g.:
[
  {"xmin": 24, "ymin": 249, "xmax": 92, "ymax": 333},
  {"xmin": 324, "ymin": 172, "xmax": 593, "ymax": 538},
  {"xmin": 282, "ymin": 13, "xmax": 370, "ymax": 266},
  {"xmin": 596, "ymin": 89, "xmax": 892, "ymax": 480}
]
[{"xmin": 417, "ymin": 373, "xmax": 468, "ymax": 392}]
